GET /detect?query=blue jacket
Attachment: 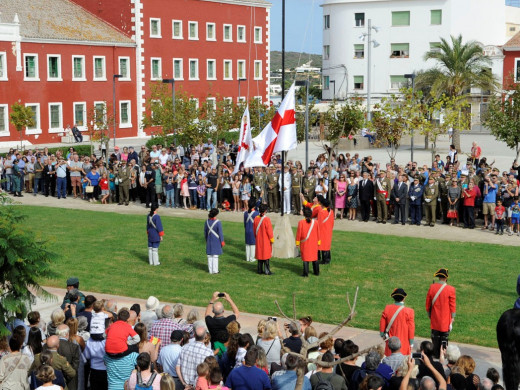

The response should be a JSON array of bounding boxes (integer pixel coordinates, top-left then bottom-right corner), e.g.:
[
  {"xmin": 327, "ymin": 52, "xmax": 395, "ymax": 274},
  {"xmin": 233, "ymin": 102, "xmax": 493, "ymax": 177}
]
[
  {"xmin": 205, "ymin": 219, "xmax": 224, "ymax": 255},
  {"xmin": 147, "ymin": 213, "xmax": 164, "ymax": 243},
  {"xmin": 408, "ymin": 184, "xmax": 424, "ymax": 205},
  {"xmin": 272, "ymin": 370, "xmax": 311, "ymax": 390},
  {"xmin": 244, "ymin": 210, "xmax": 259, "ymax": 245}
]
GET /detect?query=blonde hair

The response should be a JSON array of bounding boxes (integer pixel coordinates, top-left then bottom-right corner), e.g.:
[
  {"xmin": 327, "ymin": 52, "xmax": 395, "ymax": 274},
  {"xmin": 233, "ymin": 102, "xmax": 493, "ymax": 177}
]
[
  {"xmin": 65, "ymin": 318, "xmax": 78, "ymax": 342},
  {"xmin": 304, "ymin": 326, "xmax": 317, "ymax": 340},
  {"xmin": 256, "ymin": 347, "xmax": 268, "ymax": 370},
  {"xmin": 456, "ymin": 355, "xmax": 476, "ymax": 375},
  {"xmin": 262, "ymin": 320, "xmax": 277, "ymax": 339},
  {"xmin": 160, "ymin": 373, "xmax": 176, "ymax": 390},
  {"xmin": 226, "ymin": 320, "xmax": 241, "ymax": 336},
  {"xmin": 318, "ymin": 332, "xmax": 333, "ymax": 351},
  {"xmin": 257, "ymin": 319, "xmax": 267, "ymax": 338},
  {"xmin": 186, "ymin": 308, "xmax": 200, "ymax": 324},
  {"xmin": 50, "ymin": 308, "xmax": 65, "ymax": 327}
]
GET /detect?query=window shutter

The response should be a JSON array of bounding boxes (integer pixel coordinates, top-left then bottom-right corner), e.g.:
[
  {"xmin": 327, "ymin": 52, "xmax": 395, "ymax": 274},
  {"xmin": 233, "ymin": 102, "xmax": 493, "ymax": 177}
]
[
  {"xmin": 392, "ymin": 11, "xmax": 410, "ymax": 26},
  {"xmin": 430, "ymin": 10, "xmax": 442, "ymax": 25},
  {"xmin": 354, "ymin": 76, "xmax": 364, "ymax": 84}
]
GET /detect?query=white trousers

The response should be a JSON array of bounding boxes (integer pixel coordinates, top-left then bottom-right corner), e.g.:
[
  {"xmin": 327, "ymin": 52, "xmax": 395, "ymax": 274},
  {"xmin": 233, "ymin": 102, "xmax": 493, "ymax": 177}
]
[
  {"xmin": 148, "ymin": 247, "xmax": 160, "ymax": 266},
  {"xmin": 246, "ymin": 245, "xmax": 256, "ymax": 262},
  {"xmin": 207, "ymin": 255, "xmax": 219, "ymax": 274},
  {"xmin": 281, "ymin": 190, "xmax": 291, "ymax": 214}
]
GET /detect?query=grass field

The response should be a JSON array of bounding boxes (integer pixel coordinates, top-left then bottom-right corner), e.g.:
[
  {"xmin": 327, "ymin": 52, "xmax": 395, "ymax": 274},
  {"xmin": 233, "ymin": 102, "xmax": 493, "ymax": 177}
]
[{"xmin": 20, "ymin": 205, "xmax": 515, "ymax": 348}]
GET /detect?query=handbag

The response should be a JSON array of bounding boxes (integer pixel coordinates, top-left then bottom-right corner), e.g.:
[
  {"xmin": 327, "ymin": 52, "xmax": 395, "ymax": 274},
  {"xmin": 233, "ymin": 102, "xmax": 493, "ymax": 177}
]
[
  {"xmin": 86, "ymin": 185, "xmax": 94, "ymax": 193},
  {"xmin": 447, "ymin": 209, "xmax": 458, "ymax": 218}
]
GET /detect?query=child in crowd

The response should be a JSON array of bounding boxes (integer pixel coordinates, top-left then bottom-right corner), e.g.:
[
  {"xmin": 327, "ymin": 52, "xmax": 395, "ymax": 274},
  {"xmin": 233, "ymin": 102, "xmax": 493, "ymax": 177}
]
[
  {"xmin": 232, "ymin": 174, "xmax": 241, "ymax": 212},
  {"xmin": 164, "ymin": 169, "xmax": 175, "ymax": 208},
  {"xmin": 495, "ymin": 199, "xmax": 506, "ymax": 235},
  {"xmin": 208, "ymin": 367, "xmax": 228, "ymax": 390},
  {"xmin": 235, "ymin": 334, "xmax": 249, "ymax": 368},
  {"xmin": 108, "ymin": 168, "xmax": 116, "ymax": 203},
  {"xmin": 510, "ymin": 198, "xmax": 520, "ymax": 236},
  {"xmin": 105, "ymin": 309, "xmax": 140, "ymax": 357},
  {"xmin": 90, "ymin": 300, "xmax": 108, "ymax": 340},
  {"xmin": 195, "ymin": 362, "xmax": 210, "ymax": 390},
  {"xmin": 99, "ymin": 173, "xmax": 110, "ymax": 204},
  {"xmin": 35, "ymin": 365, "xmax": 62, "ymax": 390},
  {"xmin": 241, "ymin": 177, "xmax": 251, "ymax": 211},
  {"xmin": 222, "ymin": 199, "xmax": 231, "ymax": 211},
  {"xmin": 197, "ymin": 174, "xmax": 207, "ymax": 210},
  {"xmin": 181, "ymin": 172, "xmax": 190, "ymax": 209}
]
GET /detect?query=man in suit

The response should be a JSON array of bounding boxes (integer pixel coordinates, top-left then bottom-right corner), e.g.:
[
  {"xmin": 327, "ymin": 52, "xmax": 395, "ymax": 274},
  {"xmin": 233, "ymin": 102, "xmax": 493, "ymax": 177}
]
[
  {"xmin": 57, "ymin": 324, "xmax": 80, "ymax": 390},
  {"xmin": 358, "ymin": 171, "xmax": 374, "ymax": 222},
  {"xmin": 30, "ymin": 335, "xmax": 76, "ymax": 386},
  {"xmin": 392, "ymin": 174, "xmax": 408, "ymax": 225}
]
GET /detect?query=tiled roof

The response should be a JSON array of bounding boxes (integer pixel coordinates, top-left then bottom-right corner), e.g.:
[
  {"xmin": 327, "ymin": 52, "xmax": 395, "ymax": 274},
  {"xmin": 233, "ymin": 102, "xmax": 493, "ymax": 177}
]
[
  {"xmin": 202, "ymin": 0, "xmax": 271, "ymax": 7},
  {"xmin": 1, "ymin": 0, "xmax": 134, "ymax": 45},
  {"xmin": 504, "ymin": 31, "xmax": 520, "ymax": 49}
]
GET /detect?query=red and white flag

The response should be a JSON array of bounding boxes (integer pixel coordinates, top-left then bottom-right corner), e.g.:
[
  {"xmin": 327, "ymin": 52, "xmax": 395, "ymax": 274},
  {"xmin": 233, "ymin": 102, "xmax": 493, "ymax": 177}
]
[
  {"xmin": 232, "ymin": 106, "xmax": 251, "ymax": 174},
  {"xmin": 245, "ymin": 83, "xmax": 297, "ymax": 167}
]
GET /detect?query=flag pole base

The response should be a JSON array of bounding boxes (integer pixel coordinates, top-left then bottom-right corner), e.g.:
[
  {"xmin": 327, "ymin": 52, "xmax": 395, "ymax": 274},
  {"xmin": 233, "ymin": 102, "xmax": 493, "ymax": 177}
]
[{"xmin": 272, "ymin": 214, "xmax": 297, "ymax": 259}]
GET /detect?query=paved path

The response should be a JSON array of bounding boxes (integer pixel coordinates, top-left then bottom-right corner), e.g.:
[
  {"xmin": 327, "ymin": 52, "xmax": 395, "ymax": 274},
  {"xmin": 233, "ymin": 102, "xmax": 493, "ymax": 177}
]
[{"xmin": 34, "ymin": 286, "xmax": 501, "ymax": 380}]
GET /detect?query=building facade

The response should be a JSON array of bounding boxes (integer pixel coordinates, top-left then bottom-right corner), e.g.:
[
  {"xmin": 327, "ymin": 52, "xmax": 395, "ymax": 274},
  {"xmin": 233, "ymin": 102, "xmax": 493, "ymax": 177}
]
[{"xmin": 502, "ymin": 31, "xmax": 520, "ymax": 88}]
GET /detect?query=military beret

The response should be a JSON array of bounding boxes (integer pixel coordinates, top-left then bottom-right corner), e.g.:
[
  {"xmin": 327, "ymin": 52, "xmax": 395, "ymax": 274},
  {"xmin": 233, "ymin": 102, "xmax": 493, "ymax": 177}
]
[
  {"xmin": 379, "ymin": 170, "xmax": 386, "ymax": 174},
  {"xmin": 428, "ymin": 176, "xmax": 435, "ymax": 180},
  {"xmin": 413, "ymin": 176, "xmax": 420, "ymax": 181},
  {"xmin": 434, "ymin": 268, "xmax": 449, "ymax": 278},
  {"xmin": 391, "ymin": 288, "xmax": 407, "ymax": 299},
  {"xmin": 66, "ymin": 277, "xmax": 79, "ymax": 286}
]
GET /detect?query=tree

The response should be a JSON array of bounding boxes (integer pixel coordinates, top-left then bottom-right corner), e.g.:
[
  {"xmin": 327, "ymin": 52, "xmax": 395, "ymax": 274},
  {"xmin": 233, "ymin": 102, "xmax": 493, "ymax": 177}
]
[
  {"xmin": 9, "ymin": 102, "xmax": 35, "ymax": 150},
  {"xmin": 416, "ymin": 34, "xmax": 497, "ymax": 151},
  {"xmin": 86, "ymin": 102, "xmax": 113, "ymax": 156},
  {"xmin": 0, "ymin": 204, "xmax": 56, "ymax": 336},
  {"xmin": 483, "ymin": 84, "xmax": 520, "ymax": 161}
]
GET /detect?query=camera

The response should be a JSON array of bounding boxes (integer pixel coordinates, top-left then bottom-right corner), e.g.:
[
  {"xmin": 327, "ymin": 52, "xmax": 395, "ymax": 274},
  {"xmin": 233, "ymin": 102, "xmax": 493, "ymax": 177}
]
[
  {"xmin": 441, "ymin": 341, "xmax": 447, "ymax": 349},
  {"xmin": 218, "ymin": 292, "xmax": 225, "ymax": 298},
  {"xmin": 412, "ymin": 352, "xmax": 422, "ymax": 360}
]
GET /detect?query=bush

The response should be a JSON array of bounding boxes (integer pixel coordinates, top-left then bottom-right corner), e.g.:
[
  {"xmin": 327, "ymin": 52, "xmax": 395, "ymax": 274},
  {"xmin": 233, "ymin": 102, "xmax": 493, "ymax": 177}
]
[
  {"xmin": 146, "ymin": 131, "xmax": 239, "ymax": 148},
  {"xmin": 145, "ymin": 135, "xmax": 176, "ymax": 149},
  {"xmin": 47, "ymin": 145, "xmax": 93, "ymax": 157}
]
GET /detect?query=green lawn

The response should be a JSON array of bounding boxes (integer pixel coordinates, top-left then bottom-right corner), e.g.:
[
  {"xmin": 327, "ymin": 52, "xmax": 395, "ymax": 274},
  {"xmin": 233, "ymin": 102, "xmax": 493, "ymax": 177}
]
[{"xmin": 20, "ymin": 205, "xmax": 514, "ymax": 348}]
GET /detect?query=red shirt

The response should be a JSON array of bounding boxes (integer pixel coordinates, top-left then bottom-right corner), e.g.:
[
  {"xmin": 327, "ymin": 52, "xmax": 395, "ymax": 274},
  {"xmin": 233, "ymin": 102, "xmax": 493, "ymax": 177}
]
[
  {"xmin": 495, "ymin": 205, "xmax": 506, "ymax": 219},
  {"xmin": 462, "ymin": 187, "xmax": 477, "ymax": 206},
  {"xmin": 105, "ymin": 320, "xmax": 137, "ymax": 354},
  {"xmin": 99, "ymin": 178, "xmax": 109, "ymax": 191}
]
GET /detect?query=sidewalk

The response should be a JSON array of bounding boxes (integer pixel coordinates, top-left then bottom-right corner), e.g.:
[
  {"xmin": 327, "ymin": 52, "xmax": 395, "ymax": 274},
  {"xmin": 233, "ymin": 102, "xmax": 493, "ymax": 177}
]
[{"xmin": 34, "ymin": 287, "xmax": 501, "ymax": 380}]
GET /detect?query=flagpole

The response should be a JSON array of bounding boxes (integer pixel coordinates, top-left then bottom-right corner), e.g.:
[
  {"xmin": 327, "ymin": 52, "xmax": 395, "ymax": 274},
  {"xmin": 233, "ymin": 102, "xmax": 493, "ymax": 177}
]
[{"xmin": 280, "ymin": 0, "xmax": 286, "ymax": 217}]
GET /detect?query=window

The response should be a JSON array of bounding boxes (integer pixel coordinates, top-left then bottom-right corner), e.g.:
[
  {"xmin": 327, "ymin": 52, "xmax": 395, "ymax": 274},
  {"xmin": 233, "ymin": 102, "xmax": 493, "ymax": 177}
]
[
  {"xmin": 119, "ymin": 101, "xmax": 131, "ymax": 128},
  {"xmin": 223, "ymin": 60, "xmax": 232, "ymax": 80},
  {"xmin": 511, "ymin": 26, "xmax": 517, "ymax": 32},
  {"xmin": 48, "ymin": 103, "xmax": 62, "ymax": 132},
  {"xmin": 0, "ymin": 52, "xmax": 6, "ymax": 80},
  {"xmin": 238, "ymin": 96, "xmax": 246, "ymax": 103},
  {"xmin": 223, "ymin": 24, "xmax": 232, "ymax": 42},
  {"xmin": 254, "ymin": 60, "xmax": 262, "ymax": 80},
  {"xmin": 355, "ymin": 13, "xmax": 365, "ymax": 27},
  {"xmin": 515, "ymin": 58, "xmax": 520, "ymax": 82},
  {"xmin": 72, "ymin": 56, "xmax": 85, "ymax": 80},
  {"xmin": 354, "ymin": 76, "xmax": 364, "ymax": 90},
  {"xmin": 323, "ymin": 45, "xmax": 330, "ymax": 60},
  {"xmin": 324, "ymin": 15, "xmax": 330, "ymax": 29},
  {"xmin": 206, "ymin": 23, "xmax": 216, "ymax": 41},
  {"xmin": 0, "ymin": 105, "xmax": 8, "ymax": 134},
  {"xmin": 392, "ymin": 11, "xmax": 410, "ymax": 26},
  {"xmin": 25, "ymin": 104, "xmax": 41, "ymax": 134},
  {"xmin": 430, "ymin": 10, "xmax": 442, "ymax": 25},
  {"xmin": 94, "ymin": 102, "xmax": 107, "ymax": 128},
  {"xmin": 429, "ymin": 42, "xmax": 441, "ymax": 53},
  {"xmin": 323, "ymin": 75, "xmax": 330, "ymax": 90},
  {"xmin": 390, "ymin": 43, "xmax": 409, "ymax": 58},
  {"xmin": 237, "ymin": 60, "xmax": 245, "ymax": 79},
  {"xmin": 189, "ymin": 59, "xmax": 199, "ymax": 80},
  {"xmin": 73, "ymin": 102, "xmax": 86, "ymax": 127},
  {"xmin": 150, "ymin": 18, "xmax": 161, "ymax": 38},
  {"xmin": 151, "ymin": 58, "xmax": 162, "ymax": 80},
  {"xmin": 206, "ymin": 98, "xmax": 216, "ymax": 111},
  {"xmin": 46, "ymin": 55, "xmax": 61, "ymax": 81},
  {"xmin": 93, "ymin": 56, "xmax": 106, "ymax": 80},
  {"xmin": 207, "ymin": 59, "xmax": 216, "ymax": 80},
  {"xmin": 173, "ymin": 58, "xmax": 183, "ymax": 80},
  {"xmin": 24, "ymin": 54, "xmax": 39, "ymax": 80},
  {"xmin": 390, "ymin": 75, "xmax": 407, "ymax": 89},
  {"xmin": 190, "ymin": 98, "xmax": 199, "ymax": 109},
  {"xmin": 189, "ymin": 21, "xmax": 198, "ymax": 40},
  {"xmin": 237, "ymin": 25, "xmax": 246, "ymax": 42},
  {"xmin": 119, "ymin": 57, "xmax": 130, "ymax": 80},
  {"xmin": 172, "ymin": 20, "xmax": 183, "ymax": 39},
  {"xmin": 254, "ymin": 27, "xmax": 262, "ymax": 43},
  {"xmin": 354, "ymin": 44, "xmax": 365, "ymax": 59}
]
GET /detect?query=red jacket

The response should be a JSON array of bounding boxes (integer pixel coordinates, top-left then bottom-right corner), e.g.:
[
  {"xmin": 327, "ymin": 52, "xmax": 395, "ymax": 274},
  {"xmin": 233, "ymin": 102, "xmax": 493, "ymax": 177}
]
[
  {"xmin": 426, "ymin": 282, "xmax": 456, "ymax": 332},
  {"xmin": 379, "ymin": 304, "xmax": 415, "ymax": 356},
  {"xmin": 296, "ymin": 219, "xmax": 320, "ymax": 262},
  {"xmin": 318, "ymin": 208, "xmax": 334, "ymax": 251},
  {"xmin": 253, "ymin": 215, "xmax": 273, "ymax": 260}
]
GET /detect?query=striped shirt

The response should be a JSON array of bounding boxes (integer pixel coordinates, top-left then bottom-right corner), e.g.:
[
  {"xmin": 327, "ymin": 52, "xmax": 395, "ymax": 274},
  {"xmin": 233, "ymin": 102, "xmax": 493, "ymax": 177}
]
[
  {"xmin": 104, "ymin": 352, "xmax": 138, "ymax": 390},
  {"xmin": 177, "ymin": 342, "xmax": 213, "ymax": 385}
]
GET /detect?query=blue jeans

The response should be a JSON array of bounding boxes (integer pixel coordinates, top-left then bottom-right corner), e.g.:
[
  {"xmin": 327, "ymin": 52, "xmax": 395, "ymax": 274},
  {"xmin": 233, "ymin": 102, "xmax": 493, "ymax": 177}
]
[
  {"xmin": 199, "ymin": 196, "xmax": 206, "ymax": 210},
  {"xmin": 189, "ymin": 189, "xmax": 197, "ymax": 207},
  {"xmin": 6, "ymin": 174, "xmax": 12, "ymax": 192},
  {"xmin": 206, "ymin": 188, "xmax": 217, "ymax": 210},
  {"xmin": 57, "ymin": 177, "xmax": 67, "ymax": 198},
  {"xmin": 34, "ymin": 178, "xmax": 42, "ymax": 194},
  {"xmin": 165, "ymin": 189, "xmax": 174, "ymax": 207}
]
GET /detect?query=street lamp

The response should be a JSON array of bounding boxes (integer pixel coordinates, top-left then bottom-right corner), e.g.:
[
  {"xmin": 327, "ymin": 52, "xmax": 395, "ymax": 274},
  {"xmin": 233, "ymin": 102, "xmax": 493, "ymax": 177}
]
[
  {"xmin": 295, "ymin": 79, "xmax": 310, "ymax": 170},
  {"xmin": 238, "ymin": 78, "xmax": 247, "ymax": 103},
  {"xmin": 404, "ymin": 72, "xmax": 416, "ymax": 161},
  {"xmin": 112, "ymin": 74, "xmax": 122, "ymax": 149},
  {"xmin": 330, "ymin": 80, "xmax": 336, "ymax": 100},
  {"xmin": 360, "ymin": 19, "xmax": 379, "ymax": 122},
  {"xmin": 162, "ymin": 78, "xmax": 176, "ymax": 143}
]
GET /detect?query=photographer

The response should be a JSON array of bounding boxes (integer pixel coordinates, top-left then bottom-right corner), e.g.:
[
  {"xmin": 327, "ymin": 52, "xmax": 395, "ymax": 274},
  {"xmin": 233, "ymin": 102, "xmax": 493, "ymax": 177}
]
[
  {"xmin": 205, "ymin": 292, "xmax": 240, "ymax": 347},
  {"xmin": 61, "ymin": 277, "xmax": 85, "ymax": 310}
]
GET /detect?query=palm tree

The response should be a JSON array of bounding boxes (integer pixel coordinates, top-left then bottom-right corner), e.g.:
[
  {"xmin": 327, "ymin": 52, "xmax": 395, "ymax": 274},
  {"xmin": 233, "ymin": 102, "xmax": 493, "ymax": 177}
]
[{"xmin": 416, "ymin": 34, "xmax": 497, "ymax": 151}]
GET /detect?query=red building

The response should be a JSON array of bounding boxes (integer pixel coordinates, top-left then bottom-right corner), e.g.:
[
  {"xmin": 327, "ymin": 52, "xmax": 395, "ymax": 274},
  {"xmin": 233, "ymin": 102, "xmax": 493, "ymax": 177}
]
[
  {"xmin": 503, "ymin": 31, "xmax": 520, "ymax": 88},
  {"xmin": 0, "ymin": 0, "xmax": 271, "ymax": 146}
]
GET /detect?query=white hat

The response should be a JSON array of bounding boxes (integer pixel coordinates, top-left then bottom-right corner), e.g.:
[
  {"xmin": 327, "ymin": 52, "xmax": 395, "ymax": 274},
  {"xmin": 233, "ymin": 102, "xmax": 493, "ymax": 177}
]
[{"xmin": 146, "ymin": 296, "xmax": 159, "ymax": 310}]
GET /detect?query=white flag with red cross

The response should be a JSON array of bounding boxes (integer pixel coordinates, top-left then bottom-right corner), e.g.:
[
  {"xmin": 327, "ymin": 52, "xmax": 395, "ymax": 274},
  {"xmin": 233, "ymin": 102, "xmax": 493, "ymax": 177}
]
[
  {"xmin": 245, "ymin": 83, "xmax": 297, "ymax": 167},
  {"xmin": 232, "ymin": 105, "xmax": 252, "ymax": 174}
]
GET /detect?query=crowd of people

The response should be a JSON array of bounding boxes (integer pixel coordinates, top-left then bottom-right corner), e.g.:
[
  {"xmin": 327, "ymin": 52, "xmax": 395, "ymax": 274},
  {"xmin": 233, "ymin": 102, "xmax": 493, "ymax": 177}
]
[
  {"xmin": 0, "ymin": 139, "xmax": 517, "ymax": 233},
  {"xmin": 0, "ymin": 274, "xmax": 507, "ymax": 390}
]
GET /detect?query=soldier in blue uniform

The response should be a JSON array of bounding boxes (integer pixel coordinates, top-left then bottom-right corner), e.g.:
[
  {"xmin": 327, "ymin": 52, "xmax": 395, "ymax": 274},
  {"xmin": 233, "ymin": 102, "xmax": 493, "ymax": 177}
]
[
  {"xmin": 408, "ymin": 176, "xmax": 424, "ymax": 226},
  {"xmin": 243, "ymin": 198, "xmax": 259, "ymax": 262},
  {"xmin": 147, "ymin": 203, "xmax": 164, "ymax": 266},
  {"xmin": 205, "ymin": 208, "xmax": 225, "ymax": 274}
]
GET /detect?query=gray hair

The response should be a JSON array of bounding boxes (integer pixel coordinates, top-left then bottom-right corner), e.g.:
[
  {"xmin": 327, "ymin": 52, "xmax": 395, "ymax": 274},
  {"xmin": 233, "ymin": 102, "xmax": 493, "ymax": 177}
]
[
  {"xmin": 173, "ymin": 303, "xmax": 184, "ymax": 318},
  {"xmin": 388, "ymin": 336, "xmax": 401, "ymax": 352},
  {"xmin": 77, "ymin": 316, "xmax": 88, "ymax": 332},
  {"xmin": 446, "ymin": 344, "xmax": 461, "ymax": 364},
  {"xmin": 56, "ymin": 324, "xmax": 70, "ymax": 338},
  {"xmin": 162, "ymin": 305, "xmax": 174, "ymax": 319},
  {"xmin": 480, "ymin": 378, "xmax": 494, "ymax": 390},
  {"xmin": 212, "ymin": 302, "xmax": 225, "ymax": 316},
  {"xmin": 105, "ymin": 299, "xmax": 117, "ymax": 312},
  {"xmin": 365, "ymin": 350, "xmax": 381, "ymax": 371},
  {"xmin": 187, "ymin": 308, "xmax": 200, "ymax": 324},
  {"xmin": 420, "ymin": 376, "xmax": 436, "ymax": 390}
]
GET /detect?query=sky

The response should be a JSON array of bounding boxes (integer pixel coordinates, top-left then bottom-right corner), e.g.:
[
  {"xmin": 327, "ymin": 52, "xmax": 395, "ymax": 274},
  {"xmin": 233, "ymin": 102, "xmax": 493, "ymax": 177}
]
[{"xmin": 269, "ymin": 0, "xmax": 323, "ymax": 54}]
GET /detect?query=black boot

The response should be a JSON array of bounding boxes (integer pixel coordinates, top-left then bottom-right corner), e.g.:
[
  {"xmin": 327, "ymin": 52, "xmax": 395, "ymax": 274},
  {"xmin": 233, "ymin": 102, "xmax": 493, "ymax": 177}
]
[
  {"xmin": 323, "ymin": 251, "xmax": 331, "ymax": 264},
  {"xmin": 265, "ymin": 260, "xmax": 273, "ymax": 275},
  {"xmin": 302, "ymin": 262, "xmax": 309, "ymax": 277},
  {"xmin": 312, "ymin": 260, "xmax": 320, "ymax": 276},
  {"xmin": 18, "ymin": 192, "xmax": 24, "ymax": 197},
  {"xmin": 257, "ymin": 260, "xmax": 264, "ymax": 275}
]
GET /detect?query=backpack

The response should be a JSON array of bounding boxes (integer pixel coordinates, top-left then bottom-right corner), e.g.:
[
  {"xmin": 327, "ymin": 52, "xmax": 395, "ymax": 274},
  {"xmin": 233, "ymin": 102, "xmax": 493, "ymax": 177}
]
[
  {"xmin": 135, "ymin": 371, "xmax": 157, "ymax": 390},
  {"xmin": 315, "ymin": 372, "xmax": 335, "ymax": 390}
]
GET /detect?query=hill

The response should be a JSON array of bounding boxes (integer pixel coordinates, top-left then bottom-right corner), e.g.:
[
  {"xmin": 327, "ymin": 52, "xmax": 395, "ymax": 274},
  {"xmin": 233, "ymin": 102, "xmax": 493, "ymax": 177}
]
[{"xmin": 271, "ymin": 51, "xmax": 322, "ymax": 72}]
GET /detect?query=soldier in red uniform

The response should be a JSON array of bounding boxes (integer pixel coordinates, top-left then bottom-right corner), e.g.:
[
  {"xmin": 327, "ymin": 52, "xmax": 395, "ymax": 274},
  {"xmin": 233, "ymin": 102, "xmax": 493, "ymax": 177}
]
[
  {"xmin": 425, "ymin": 268, "xmax": 456, "ymax": 358},
  {"xmin": 379, "ymin": 288, "xmax": 415, "ymax": 356},
  {"xmin": 253, "ymin": 204, "xmax": 274, "ymax": 275},
  {"xmin": 296, "ymin": 207, "xmax": 321, "ymax": 277},
  {"xmin": 317, "ymin": 198, "xmax": 334, "ymax": 264}
]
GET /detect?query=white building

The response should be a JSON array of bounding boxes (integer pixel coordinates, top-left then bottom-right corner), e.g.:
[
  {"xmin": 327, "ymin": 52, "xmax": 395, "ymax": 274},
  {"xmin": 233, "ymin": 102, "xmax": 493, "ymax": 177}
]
[{"xmin": 321, "ymin": 0, "xmax": 518, "ymax": 106}]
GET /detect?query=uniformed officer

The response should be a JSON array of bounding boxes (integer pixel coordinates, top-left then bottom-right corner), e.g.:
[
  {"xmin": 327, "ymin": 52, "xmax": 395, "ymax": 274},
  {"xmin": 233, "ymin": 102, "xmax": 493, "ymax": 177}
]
[
  {"xmin": 266, "ymin": 166, "xmax": 280, "ymax": 212},
  {"xmin": 252, "ymin": 167, "xmax": 267, "ymax": 200},
  {"xmin": 302, "ymin": 170, "xmax": 316, "ymax": 203},
  {"xmin": 424, "ymin": 175, "xmax": 439, "ymax": 227},
  {"xmin": 379, "ymin": 288, "xmax": 415, "ymax": 357},
  {"xmin": 435, "ymin": 170, "xmax": 449, "ymax": 223},
  {"xmin": 61, "ymin": 277, "xmax": 86, "ymax": 309},
  {"xmin": 291, "ymin": 167, "xmax": 303, "ymax": 215},
  {"xmin": 374, "ymin": 170, "xmax": 391, "ymax": 223},
  {"xmin": 278, "ymin": 165, "xmax": 292, "ymax": 214},
  {"xmin": 408, "ymin": 176, "xmax": 424, "ymax": 226},
  {"xmin": 117, "ymin": 160, "xmax": 131, "ymax": 205}
]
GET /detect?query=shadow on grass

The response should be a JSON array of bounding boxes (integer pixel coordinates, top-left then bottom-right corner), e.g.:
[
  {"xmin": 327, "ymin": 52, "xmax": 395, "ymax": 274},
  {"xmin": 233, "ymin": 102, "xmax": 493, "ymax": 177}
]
[
  {"xmin": 181, "ymin": 257, "xmax": 208, "ymax": 272},
  {"xmin": 271, "ymin": 258, "xmax": 302, "ymax": 276},
  {"xmin": 131, "ymin": 250, "xmax": 149, "ymax": 264}
]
